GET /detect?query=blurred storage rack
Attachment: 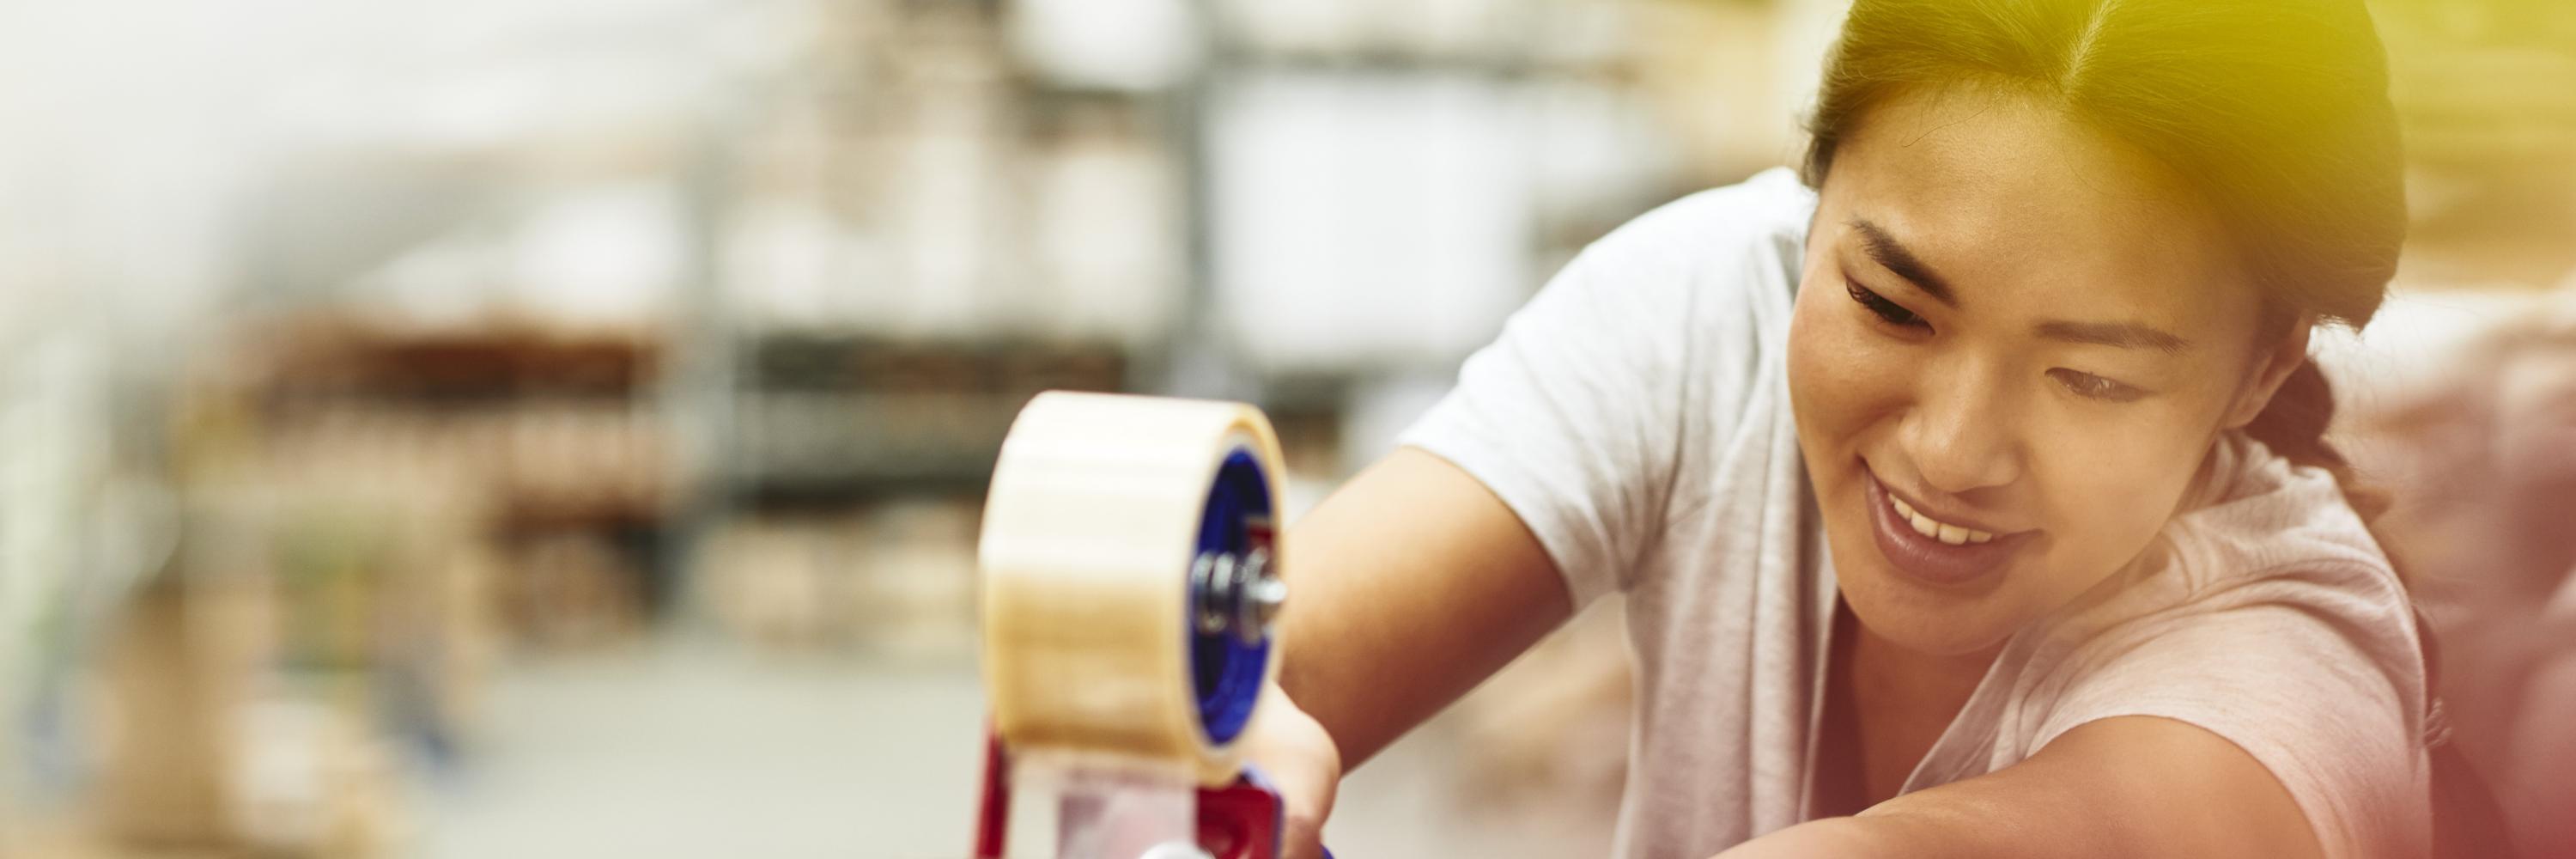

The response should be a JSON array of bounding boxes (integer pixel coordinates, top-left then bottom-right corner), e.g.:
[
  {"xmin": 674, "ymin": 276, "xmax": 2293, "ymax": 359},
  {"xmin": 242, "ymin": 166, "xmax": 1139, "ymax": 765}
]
[
  {"xmin": 88, "ymin": 318, "xmax": 683, "ymax": 856},
  {"xmin": 0, "ymin": 0, "xmax": 1966, "ymax": 856}
]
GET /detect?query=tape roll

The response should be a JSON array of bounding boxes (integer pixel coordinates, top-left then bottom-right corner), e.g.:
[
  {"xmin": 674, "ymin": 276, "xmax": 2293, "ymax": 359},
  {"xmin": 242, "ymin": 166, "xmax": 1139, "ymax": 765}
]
[{"xmin": 980, "ymin": 391, "xmax": 1286, "ymax": 787}]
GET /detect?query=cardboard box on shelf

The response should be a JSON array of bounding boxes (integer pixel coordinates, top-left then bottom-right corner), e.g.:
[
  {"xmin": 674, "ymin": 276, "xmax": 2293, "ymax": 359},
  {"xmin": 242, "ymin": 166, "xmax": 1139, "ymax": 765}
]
[
  {"xmin": 854, "ymin": 500, "xmax": 978, "ymax": 661},
  {"xmin": 95, "ymin": 576, "xmax": 263, "ymax": 848},
  {"xmin": 88, "ymin": 463, "xmax": 481, "ymax": 857},
  {"xmin": 706, "ymin": 514, "xmax": 879, "ymax": 650},
  {"xmin": 496, "ymin": 533, "xmax": 648, "ymax": 650},
  {"xmin": 701, "ymin": 499, "xmax": 978, "ymax": 660},
  {"xmin": 231, "ymin": 690, "xmax": 406, "ymax": 858}
]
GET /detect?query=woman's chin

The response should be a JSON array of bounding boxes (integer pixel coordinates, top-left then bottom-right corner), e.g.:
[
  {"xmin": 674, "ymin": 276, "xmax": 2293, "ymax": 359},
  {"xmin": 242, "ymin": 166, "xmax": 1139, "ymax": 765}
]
[{"xmin": 1835, "ymin": 562, "xmax": 2022, "ymax": 658}]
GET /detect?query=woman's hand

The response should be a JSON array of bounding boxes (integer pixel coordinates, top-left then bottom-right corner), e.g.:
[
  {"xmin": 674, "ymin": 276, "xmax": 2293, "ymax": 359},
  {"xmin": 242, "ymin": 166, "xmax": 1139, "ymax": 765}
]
[{"xmin": 1238, "ymin": 683, "xmax": 1342, "ymax": 859}]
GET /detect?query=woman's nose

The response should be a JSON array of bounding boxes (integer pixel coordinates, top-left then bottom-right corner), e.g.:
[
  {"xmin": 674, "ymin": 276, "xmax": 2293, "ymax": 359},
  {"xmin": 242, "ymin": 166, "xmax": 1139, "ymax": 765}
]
[{"xmin": 1901, "ymin": 370, "xmax": 2023, "ymax": 496}]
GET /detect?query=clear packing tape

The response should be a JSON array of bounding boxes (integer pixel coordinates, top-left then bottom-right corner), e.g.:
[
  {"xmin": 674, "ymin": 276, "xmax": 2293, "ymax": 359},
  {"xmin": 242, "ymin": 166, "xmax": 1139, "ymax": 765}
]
[{"xmin": 979, "ymin": 392, "xmax": 1288, "ymax": 858}]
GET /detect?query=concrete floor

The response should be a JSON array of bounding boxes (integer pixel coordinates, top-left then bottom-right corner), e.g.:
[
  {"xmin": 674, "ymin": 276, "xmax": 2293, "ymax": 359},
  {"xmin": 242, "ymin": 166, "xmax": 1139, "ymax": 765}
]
[
  {"xmin": 417, "ymin": 637, "xmax": 981, "ymax": 858},
  {"xmin": 412, "ymin": 635, "xmax": 1616, "ymax": 858}
]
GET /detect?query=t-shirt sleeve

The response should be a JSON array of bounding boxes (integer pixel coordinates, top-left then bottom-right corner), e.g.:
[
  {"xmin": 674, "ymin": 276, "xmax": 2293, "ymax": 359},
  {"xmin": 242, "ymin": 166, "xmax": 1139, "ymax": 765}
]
[
  {"xmin": 1397, "ymin": 180, "xmax": 1800, "ymax": 607},
  {"xmin": 2030, "ymin": 580, "xmax": 2431, "ymax": 859}
]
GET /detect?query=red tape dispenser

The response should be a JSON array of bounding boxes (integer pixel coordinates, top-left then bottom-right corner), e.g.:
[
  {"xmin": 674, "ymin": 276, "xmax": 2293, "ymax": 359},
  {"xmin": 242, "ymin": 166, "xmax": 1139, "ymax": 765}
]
[{"xmin": 971, "ymin": 393, "xmax": 1316, "ymax": 859}]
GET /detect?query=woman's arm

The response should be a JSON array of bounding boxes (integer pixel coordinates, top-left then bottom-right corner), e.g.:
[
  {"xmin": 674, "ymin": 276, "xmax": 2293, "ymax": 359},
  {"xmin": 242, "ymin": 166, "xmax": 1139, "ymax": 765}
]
[
  {"xmin": 1278, "ymin": 446, "xmax": 1574, "ymax": 771},
  {"xmin": 1716, "ymin": 716, "xmax": 2327, "ymax": 859}
]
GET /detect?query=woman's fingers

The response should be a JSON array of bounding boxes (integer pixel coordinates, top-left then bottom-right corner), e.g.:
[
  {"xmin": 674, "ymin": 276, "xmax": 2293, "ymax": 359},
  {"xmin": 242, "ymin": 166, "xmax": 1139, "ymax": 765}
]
[{"xmin": 1241, "ymin": 684, "xmax": 1341, "ymax": 859}]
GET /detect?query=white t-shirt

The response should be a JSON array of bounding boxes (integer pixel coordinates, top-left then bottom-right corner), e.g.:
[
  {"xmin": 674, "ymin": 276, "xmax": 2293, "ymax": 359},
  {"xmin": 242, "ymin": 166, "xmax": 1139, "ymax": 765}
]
[{"xmin": 1400, "ymin": 168, "xmax": 2433, "ymax": 859}]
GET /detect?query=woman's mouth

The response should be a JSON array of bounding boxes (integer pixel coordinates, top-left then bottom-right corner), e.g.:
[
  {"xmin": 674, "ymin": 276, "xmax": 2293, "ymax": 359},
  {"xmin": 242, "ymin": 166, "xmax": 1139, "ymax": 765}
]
[{"xmin": 1862, "ymin": 466, "xmax": 2033, "ymax": 588}]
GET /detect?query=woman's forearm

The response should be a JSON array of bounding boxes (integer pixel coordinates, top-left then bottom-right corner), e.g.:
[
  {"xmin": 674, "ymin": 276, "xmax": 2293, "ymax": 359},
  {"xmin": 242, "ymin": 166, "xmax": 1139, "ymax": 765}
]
[
  {"xmin": 1710, "ymin": 716, "xmax": 2323, "ymax": 859},
  {"xmin": 1277, "ymin": 448, "xmax": 1571, "ymax": 770}
]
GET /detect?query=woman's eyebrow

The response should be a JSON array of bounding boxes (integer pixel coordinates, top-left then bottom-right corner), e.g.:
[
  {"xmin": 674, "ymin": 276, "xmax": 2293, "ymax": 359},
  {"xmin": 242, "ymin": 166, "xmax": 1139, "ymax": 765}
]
[
  {"xmin": 2034, "ymin": 320, "xmax": 2192, "ymax": 354},
  {"xmin": 1846, "ymin": 216, "xmax": 1958, "ymax": 308},
  {"xmin": 1847, "ymin": 216, "xmax": 2194, "ymax": 354}
]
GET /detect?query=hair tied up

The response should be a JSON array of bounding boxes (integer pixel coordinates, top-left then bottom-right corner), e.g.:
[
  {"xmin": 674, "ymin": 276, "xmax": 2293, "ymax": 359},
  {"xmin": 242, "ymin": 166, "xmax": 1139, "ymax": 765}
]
[{"xmin": 2244, "ymin": 358, "xmax": 2391, "ymax": 524}]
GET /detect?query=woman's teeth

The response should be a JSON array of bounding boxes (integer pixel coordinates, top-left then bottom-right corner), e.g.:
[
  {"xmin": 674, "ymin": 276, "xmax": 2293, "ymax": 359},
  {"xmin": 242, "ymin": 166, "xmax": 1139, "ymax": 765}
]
[{"xmin": 1889, "ymin": 496, "xmax": 1996, "ymax": 545}]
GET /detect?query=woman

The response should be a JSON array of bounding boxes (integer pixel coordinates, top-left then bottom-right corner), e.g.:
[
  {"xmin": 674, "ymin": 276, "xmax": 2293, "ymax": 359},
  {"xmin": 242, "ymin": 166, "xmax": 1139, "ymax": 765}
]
[{"xmin": 1243, "ymin": 1, "xmax": 2452, "ymax": 857}]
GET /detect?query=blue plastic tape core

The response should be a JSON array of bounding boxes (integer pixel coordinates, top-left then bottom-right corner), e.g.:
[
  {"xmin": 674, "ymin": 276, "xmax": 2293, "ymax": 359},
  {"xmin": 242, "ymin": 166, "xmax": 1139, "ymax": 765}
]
[{"xmin": 1191, "ymin": 447, "xmax": 1274, "ymax": 746}]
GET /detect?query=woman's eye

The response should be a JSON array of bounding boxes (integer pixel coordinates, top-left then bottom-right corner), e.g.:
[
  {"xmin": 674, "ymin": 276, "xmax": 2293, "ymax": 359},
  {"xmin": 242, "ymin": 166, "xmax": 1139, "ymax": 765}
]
[
  {"xmin": 1845, "ymin": 281, "xmax": 1924, "ymax": 329},
  {"xmin": 2050, "ymin": 368, "xmax": 2147, "ymax": 403}
]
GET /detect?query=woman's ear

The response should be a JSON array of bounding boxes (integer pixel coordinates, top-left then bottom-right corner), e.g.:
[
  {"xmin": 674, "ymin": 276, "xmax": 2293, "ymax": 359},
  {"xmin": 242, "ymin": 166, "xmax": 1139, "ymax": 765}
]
[{"xmin": 2222, "ymin": 315, "xmax": 2316, "ymax": 430}]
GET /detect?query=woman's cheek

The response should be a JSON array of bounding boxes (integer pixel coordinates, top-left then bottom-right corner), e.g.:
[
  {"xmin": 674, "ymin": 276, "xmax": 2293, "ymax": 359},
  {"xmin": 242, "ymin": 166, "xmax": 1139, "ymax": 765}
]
[
  {"xmin": 1789, "ymin": 300, "xmax": 1903, "ymax": 430},
  {"xmin": 1783, "ymin": 291, "xmax": 1842, "ymax": 429},
  {"xmin": 2027, "ymin": 418, "xmax": 2200, "ymax": 588}
]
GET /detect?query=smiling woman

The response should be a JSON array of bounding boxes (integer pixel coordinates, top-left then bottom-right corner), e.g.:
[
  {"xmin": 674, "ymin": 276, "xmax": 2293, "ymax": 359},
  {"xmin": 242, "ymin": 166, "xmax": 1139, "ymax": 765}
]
[
  {"xmin": 1244, "ymin": 2, "xmax": 2486, "ymax": 859},
  {"xmin": 1789, "ymin": 81, "xmax": 2313, "ymax": 660}
]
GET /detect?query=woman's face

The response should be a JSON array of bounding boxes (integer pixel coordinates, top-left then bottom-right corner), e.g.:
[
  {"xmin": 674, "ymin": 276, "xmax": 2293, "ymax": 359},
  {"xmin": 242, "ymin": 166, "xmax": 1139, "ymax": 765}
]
[{"xmin": 1788, "ymin": 87, "xmax": 2305, "ymax": 656}]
